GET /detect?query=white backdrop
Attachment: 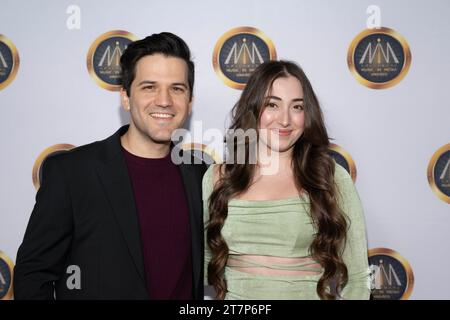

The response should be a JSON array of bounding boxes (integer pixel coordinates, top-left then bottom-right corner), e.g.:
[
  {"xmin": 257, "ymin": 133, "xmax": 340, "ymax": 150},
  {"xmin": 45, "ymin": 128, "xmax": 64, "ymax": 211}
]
[{"xmin": 1, "ymin": 0, "xmax": 449, "ymax": 299}]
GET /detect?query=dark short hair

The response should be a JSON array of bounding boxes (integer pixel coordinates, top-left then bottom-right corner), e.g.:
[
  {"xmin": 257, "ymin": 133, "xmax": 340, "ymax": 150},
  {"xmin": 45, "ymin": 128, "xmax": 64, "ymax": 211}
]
[{"xmin": 120, "ymin": 32, "xmax": 194, "ymax": 100}]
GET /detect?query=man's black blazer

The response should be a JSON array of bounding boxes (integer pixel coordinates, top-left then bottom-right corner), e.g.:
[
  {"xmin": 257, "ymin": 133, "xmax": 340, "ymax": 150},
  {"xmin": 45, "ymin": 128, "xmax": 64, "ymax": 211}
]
[{"xmin": 14, "ymin": 125, "xmax": 207, "ymax": 299}]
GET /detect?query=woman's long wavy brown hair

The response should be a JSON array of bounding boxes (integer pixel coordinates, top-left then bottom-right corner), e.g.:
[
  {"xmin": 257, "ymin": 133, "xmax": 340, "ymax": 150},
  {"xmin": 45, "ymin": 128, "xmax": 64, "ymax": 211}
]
[{"xmin": 206, "ymin": 60, "xmax": 348, "ymax": 300}]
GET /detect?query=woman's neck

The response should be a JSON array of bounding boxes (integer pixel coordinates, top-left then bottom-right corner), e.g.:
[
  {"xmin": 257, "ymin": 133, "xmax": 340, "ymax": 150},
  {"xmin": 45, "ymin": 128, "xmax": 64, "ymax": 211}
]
[{"xmin": 257, "ymin": 142, "xmax": 294, "ymax": 177}]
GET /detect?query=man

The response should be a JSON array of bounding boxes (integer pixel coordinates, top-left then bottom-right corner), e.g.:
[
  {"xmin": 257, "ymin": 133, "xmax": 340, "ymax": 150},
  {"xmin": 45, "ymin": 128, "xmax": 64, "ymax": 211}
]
[{"xmin": 14, "ymin": 32, "xmax": 206, "ymax": 299}]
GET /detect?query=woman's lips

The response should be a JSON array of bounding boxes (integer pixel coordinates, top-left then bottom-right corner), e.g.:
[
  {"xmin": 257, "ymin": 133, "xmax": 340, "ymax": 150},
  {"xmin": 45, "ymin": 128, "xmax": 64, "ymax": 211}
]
[{"xmin": 272, "ymin": 129, "xmax": 292, "ymax": 136}]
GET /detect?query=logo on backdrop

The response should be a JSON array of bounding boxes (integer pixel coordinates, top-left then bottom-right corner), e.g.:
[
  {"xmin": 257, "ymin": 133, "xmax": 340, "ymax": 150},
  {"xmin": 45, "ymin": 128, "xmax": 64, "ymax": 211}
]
[
  {"xmin": 0, "ymin": 34, "xmax": 20, "ymax": 90},
  {"xmin": 347, "ymin": 27, "xmax": 411, "ymax": 89},
  {"xmin": 0, "ymin": 251, "xmax": 14, "ymax": 300},
  {"xmin": 427, "ymin": 143, "xmax": 450, "ymax": 204},
  {"xmin": 32, "ymin": 144, "xmax": 76, "ymax": 190},
  {"xmin": 328, "ymin": 144, "xmax": 357, "ymax": 182},
  {"xmin": 180, "ymin": 142, "xmax": 222, "ymax": 165},
  {"xmin": 368, "ymin": 248, "xmax": 414, "ymax": 300},
  {"xmin": 87, "ymin": 30, "xmax": 137, "ymax": 91},
  {"xmin": 213, "ymin": 26, "xmax": 276, "ymax": 90}
]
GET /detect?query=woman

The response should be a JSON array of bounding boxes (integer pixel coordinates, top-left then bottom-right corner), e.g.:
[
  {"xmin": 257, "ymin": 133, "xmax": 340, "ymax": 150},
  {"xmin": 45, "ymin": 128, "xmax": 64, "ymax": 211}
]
[{"xmin": 203, "ymin": 60, "xmax": 370, "ymax": 300}]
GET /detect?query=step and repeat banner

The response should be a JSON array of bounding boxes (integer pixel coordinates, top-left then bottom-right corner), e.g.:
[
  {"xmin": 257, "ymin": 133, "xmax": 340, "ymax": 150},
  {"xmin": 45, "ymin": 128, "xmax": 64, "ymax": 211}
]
[{"xmin": 1, "ymin": 0, "xmax": 449, "ymax": 300}]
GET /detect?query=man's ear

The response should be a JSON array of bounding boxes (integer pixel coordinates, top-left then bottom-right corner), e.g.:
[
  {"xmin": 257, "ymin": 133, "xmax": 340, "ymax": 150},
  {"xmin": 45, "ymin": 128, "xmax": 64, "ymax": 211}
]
[
  {"xmin": 120, "ymin": 88, "xmax": 130, "ymax": 111},
  {"xmin": 188, "ymin": 96, "xmax": 193, "ymax": 115}
]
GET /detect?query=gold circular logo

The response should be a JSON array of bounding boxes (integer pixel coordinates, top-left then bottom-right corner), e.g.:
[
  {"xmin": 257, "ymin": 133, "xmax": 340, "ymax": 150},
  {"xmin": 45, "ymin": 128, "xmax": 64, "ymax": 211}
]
[
  {"xmin": 32, "ymin": 144, "xmax": 76, "ymax": 190},
  {"xmin": 212, "ymin": 26, "xmax": 277, "ymax": 90},
  {"xmin": 87, "ymin": 30, "xmax": 137, "ymax": 91},
  {"xmin": 328, "ymin": 143, "xmax": 357, "ymax": 182},
  {"xmin": 347, "ymin": 27, "xmax": 411, "ymax": 89},
  {"xmin": 0, "ymin": 251, "xmax": 14, "ymax": 300},
  {"xmin": 368, "ymin": 248, "xmax": 414, "ymax": 300},
  {"xmin": 181, "ymin": 142, "xmax": 222, "ymax": 164},
  {"xmin": 0, "ymin": 34, "xmax": 20, "ymax": 90},
  {"xmin": 427, "ymin": 143, "xmax": 450, "ymax": 204}
]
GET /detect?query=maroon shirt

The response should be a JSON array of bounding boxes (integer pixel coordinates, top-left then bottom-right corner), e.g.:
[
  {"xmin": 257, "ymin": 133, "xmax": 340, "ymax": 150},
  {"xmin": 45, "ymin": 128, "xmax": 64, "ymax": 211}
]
[{"xmin": 122, "ymin": 147, "xmax": 192, "ymax": 299}]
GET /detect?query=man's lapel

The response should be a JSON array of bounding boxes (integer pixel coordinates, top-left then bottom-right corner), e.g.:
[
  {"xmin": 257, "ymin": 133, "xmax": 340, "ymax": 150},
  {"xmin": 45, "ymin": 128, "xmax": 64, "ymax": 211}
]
[
  {"xmin": 178, "ymin": 159, "xmax": 203, "ymax": 299},
  {"xmin": 95, "ymin": 126, "xmax": 146, "ymax": 284}
]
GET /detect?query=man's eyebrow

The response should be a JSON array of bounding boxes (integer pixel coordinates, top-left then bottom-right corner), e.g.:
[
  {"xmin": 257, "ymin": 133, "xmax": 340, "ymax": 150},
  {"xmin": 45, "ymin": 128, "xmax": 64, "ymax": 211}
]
[
  {"xmin": 137, "ymin": 80, "xmax": 188, "ymax": 88},
  {"xmin": 172, "ymin": 83, "xmax": 188, "ymax": 88},
  {"xmin": 137, "ymin": 80, "xmax": 156, "ymax": 86}
]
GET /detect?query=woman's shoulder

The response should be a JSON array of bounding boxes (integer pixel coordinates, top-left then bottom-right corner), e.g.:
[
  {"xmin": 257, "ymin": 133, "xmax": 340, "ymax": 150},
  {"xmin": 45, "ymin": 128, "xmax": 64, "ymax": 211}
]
[
  {"xmin": 333, "ymin": 162, "xmax": 353, "ymax": 185},
  {"xmin": 333, "ymin": 161, "xmax": 359, "ymax": 199},
  {"xmin": 333, "ymin": 161, "xmax": 364, "ymax": 217},
  {"xmin": 202, "ymin": 164, "xmax": 221, "ymax": 198},
  {"xmin": 203, "ymin": 164, "xmax": 220, "ymax": 182}
]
